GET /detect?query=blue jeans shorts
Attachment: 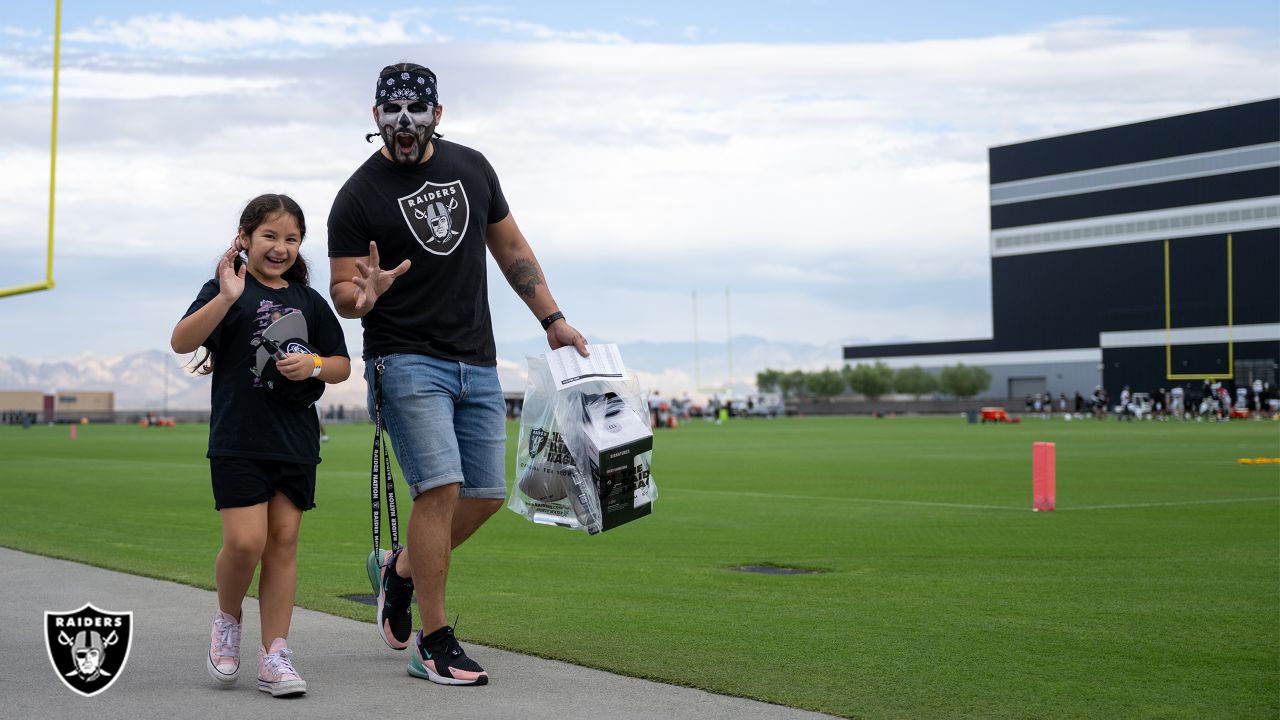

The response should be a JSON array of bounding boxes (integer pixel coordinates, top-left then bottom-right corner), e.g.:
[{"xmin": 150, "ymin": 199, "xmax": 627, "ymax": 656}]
[{"xmin": 366, "ymin": 353, "xmax": 508, "ymax": 501}]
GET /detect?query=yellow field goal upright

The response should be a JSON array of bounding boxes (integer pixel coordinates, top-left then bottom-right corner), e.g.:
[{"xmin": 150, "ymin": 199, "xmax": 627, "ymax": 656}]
[
  {"xmin": 1164, "ymin": 234, "xmax": 1233, "ymax": 381},
  {"xmin": 0, "ymin": 0, "xmax": 61, "ymax": 299}
]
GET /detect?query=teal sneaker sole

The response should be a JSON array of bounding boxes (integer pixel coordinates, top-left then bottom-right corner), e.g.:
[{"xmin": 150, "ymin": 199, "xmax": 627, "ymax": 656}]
[
  {"xmin": 407, "ymin": 654, "xmax": 430, "ymax": 680},
  {"xmin": 407, "ymin": 655, "xmax": 484, "ymax": 685},
  {"xmin": 366, "ymin": 548, "xmax": 386, "ymax": 595}
]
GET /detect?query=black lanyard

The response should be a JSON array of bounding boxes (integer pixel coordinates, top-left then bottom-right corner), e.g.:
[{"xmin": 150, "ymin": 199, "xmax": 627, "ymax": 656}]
[{"xmin": 371, "ymin": 359, "xmax": 401, "ymax": 555}]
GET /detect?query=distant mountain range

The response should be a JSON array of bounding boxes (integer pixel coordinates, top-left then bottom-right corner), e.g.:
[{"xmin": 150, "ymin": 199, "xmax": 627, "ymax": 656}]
[{"xmin": 0, "ymin": 336, "xmax": 854, "ymax": 410}]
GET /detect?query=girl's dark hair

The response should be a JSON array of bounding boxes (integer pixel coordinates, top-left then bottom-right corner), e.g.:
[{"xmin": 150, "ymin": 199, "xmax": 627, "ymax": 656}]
[{"xmin": 188, "ymin": 193, "xmax": 308, "ymax": 375}]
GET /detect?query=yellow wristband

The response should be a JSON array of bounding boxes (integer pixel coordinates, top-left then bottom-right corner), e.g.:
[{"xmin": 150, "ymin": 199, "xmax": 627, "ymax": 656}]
[{"xmin": 310, "ymin": 355, "xmax": 323, "ymax": 378}]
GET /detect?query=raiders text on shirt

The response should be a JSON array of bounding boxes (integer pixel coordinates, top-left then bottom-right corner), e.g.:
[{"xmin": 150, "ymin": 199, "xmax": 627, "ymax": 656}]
[{"xmin": 404, "ymin": 185, "xmax": 457, "ymax": 207}]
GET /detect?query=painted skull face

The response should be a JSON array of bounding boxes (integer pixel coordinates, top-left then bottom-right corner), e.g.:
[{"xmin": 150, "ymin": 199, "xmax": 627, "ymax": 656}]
[{"xmin": 377, "ymin": 95, "xmax": 436, "ymax": 166}]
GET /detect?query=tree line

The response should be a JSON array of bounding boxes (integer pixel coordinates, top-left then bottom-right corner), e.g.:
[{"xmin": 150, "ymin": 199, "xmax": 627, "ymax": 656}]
[{"xmin": 756, "ymin": 362, "xmax": 992, "ymax": 401}]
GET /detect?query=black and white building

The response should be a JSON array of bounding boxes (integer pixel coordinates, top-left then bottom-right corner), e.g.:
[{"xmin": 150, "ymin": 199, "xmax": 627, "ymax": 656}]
[{"xmin": 844, "ymin": 98, "xmax": 1280, "ymax": 401}]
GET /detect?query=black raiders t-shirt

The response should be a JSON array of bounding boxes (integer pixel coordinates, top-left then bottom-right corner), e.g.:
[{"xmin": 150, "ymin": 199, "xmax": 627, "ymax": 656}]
[
  {"xmin": 327, "ymin": 139, "xmax": 510, "ymax": 364},
  {"xmin": 182, "ymin": 273, "xmax": 349, "ymax": 464}
]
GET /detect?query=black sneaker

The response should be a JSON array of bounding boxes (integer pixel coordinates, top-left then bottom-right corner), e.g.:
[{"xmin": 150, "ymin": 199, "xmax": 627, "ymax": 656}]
[
  {"xmin": 406, "ymin": 626, "xmax": 489, "ymax": 686},
  {"xmin": 370, "ymin": 547, "xmax": 413, "ymax": 650}
]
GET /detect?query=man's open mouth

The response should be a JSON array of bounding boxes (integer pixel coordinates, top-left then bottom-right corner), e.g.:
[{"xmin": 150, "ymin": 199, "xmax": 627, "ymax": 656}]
[{"xmin": 396, "ymin": 132, "xmax": 416, "ymax": 153}]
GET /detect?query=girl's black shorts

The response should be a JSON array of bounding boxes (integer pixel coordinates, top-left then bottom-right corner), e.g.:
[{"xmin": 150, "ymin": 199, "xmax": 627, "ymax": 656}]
[{"xmin": 210, "ymin": 457, "xmax": 316, "ymax": 512}]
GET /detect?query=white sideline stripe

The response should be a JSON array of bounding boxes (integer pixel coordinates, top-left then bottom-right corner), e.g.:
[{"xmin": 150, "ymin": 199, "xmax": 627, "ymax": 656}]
[
  {"xmin": 675, "ymin": 487, "xmax": 1023, "ymax": 510},
  {"xmin": 674, "ymin": 489, "xmax": 1279, "ymax": 512},
  {"xmin": 1058, "ymin": 496, "xmax": 1279, "ymax": 511}
]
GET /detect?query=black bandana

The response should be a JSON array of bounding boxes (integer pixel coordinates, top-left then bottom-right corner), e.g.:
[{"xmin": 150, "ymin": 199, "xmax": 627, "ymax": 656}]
[{"xmin": 376, "ymin": 68, "xmax": 438, "ymax": 106}]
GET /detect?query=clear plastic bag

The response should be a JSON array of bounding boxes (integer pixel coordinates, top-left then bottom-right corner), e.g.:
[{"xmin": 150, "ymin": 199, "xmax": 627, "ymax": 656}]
[{"xmin": 508, "ymin": 353, "xmax": 657, "ymax": 534}]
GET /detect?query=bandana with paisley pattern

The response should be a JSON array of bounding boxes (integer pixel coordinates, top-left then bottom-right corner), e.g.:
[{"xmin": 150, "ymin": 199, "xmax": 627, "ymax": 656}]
[{"xmin": 376, "ymin": 68, "xmax": 437, "ymax": 105}]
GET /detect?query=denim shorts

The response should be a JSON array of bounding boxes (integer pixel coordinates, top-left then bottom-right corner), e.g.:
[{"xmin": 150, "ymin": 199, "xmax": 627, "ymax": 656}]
[{"xmin": 366, "ymin": 353, "xmax": 507, "ymax": 500}]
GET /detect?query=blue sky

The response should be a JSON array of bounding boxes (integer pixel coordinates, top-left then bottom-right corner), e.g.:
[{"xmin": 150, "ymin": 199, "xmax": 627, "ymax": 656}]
[
  {"xmin": 0, "ymin": 1, "xmax": 1277, "ymax": 397},
  {"xmin": 6, "ymin": 1, "xmax": 1279, "ymax": 44}
]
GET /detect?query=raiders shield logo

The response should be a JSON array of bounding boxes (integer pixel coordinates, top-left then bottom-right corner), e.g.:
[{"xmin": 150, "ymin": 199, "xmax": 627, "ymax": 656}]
[
  {"xmin": 398, "ymin": 179, "xmax": 470, "ymax": 256},
  {"xmin": 529, "ymin": 427, "xmax": 549, "ymax": 458},
  {"xmin": 44, "ymin": 603, "xmax": 133, "ymax": 697}
]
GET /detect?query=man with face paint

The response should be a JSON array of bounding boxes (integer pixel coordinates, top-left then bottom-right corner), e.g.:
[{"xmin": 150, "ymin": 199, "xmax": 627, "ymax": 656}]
[
  {"xmin": 328, "ymin": 63, "xmax": 588, "ymax": 687},
  {"xmin": 371, "ymin": 73, "xmax": 438, "ymax": 165}
]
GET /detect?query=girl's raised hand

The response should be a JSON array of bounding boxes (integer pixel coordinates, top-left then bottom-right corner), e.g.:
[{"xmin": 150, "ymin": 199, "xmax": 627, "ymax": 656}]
[
  {"xmin": 352, "ymin": 241, "xmax": 411, "ymax": 312},
  {"xmin": 217, "ymin": 246, "xmax": 246, "ymax": 301}
]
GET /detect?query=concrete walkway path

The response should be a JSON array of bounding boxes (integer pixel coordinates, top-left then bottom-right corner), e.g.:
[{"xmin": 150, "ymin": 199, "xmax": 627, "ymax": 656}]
[{"xmin": 0, "ymin": 548, "xmax": 835, "ymax": 719}]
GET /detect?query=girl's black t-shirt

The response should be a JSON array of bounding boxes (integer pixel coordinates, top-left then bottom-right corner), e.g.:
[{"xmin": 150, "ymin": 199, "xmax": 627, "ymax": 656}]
[
  {"xmin": 326, "ymin": 139, "xmax": 510, "ymax": 364},
  {"xmin": 182, "ymin": 273, "xmax": 349, "ymax": 464}
]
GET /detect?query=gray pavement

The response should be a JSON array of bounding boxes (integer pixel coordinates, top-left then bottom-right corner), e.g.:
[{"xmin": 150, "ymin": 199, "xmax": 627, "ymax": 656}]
[{"xmin": 0, "ymin": 548, "xmax": 835, "ymax": 719}]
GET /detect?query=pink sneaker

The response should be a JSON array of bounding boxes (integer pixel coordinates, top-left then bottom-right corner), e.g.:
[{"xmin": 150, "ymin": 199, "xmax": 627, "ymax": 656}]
[
  {"xmin": 207, "ymin": 609, "xmax": 241, "ymax": 684},
  {"xmin": 257, "ymin": 638, "xmax": 307, "ymax": 697}
]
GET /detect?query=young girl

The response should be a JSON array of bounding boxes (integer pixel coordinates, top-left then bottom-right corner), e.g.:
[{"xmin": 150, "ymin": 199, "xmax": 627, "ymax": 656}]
[{"xmin": 171, "ymin": 194, "xmax": 351, "ymax": 697}]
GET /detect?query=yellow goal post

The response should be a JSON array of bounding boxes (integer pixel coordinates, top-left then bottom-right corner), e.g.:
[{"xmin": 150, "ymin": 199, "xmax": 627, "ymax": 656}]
[{"xmin": 0, "ymin": 0, "xmax": 61, "ymax": 299}]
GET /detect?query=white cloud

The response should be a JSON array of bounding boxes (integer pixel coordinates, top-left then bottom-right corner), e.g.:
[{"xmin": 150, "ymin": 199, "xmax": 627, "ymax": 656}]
[
  {"xmin": 3, "ymin": 26, "xmax": 43, "ymax": 39},
  {"xmin": 1041, "ymin": 16, "xmax": 1134, "ymax": 31},
  {"xmin": 57, "ymin": 68, "xmax": 293, "ymax": 99},
  {"xmin": 456, "ymin": 15, "xmax": 629, "ymax": 44},
  {"xmin": 0, "ymin": 16, "xmax": 1276, "ymax": 360},
  {"xmin": 64, "ymin": 13, "xmax": 424, "ymax": 53},
  {"xmin": 744, "ymin": 264, "xmax": 848, "ymax": 286}
]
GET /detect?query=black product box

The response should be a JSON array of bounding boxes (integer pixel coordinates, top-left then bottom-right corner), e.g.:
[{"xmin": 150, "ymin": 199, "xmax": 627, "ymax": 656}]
[{"xmin": 581, "ymin": 399, "xmax": 654, "ymax": 532}]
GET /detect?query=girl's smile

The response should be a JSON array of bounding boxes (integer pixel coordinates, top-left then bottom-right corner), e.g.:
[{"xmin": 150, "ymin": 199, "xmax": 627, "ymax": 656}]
[{"xmin": 240, "ymin": 211, "xmax": 302, "ymax": 288}]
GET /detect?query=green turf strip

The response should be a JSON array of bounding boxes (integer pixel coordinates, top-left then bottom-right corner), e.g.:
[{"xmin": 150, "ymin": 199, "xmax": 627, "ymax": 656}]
[{"xmin": 1, "ymin": 416, "xmax": 1277, "ymax": 718}]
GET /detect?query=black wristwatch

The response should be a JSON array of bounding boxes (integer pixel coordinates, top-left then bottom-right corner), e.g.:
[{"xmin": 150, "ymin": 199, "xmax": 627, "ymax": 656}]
[{"xmin": 540, "ymin": 311, "xmax": 565, "ymax": 330}]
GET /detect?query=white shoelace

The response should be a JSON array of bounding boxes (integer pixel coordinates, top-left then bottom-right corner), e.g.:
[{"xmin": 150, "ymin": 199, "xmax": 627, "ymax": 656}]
[
  {"xmin": 264, "ymin": 648, "xmax": 298, "ymax": 678},
  {"xmin": 213, "ymin": 616, "xmax": 241, "ymax": 658}
]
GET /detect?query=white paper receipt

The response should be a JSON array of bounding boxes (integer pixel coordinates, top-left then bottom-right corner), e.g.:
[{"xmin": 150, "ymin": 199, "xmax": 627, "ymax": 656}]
[{"xmin": 546, "ymin": 343, "xmax": 627, "ymax": 388}]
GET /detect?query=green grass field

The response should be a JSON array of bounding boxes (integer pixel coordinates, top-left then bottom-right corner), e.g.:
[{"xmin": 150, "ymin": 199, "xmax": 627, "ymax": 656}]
[{"xmin": 1, "ymin": 416, "xmax": 1277, "ymax": 718}]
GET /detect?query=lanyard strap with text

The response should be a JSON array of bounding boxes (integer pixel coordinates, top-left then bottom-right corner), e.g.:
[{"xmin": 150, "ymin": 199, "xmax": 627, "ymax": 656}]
[{"xmin": 371, "ymin": 359, "xmax": 401, "ymax": 556}]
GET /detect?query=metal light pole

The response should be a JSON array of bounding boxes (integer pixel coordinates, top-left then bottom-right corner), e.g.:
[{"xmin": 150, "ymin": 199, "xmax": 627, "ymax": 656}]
[{"xmin": 725, "ymin": 287, "xmax": 733, "ymax": 393}]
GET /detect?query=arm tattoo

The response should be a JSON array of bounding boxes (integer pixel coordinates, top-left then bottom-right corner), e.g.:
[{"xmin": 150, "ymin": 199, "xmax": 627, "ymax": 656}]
[{"xmin": 504, "ymin": 259, "xmax": 543, "ymax": 300}]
